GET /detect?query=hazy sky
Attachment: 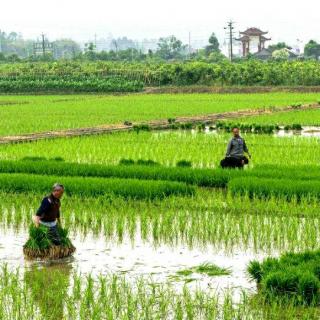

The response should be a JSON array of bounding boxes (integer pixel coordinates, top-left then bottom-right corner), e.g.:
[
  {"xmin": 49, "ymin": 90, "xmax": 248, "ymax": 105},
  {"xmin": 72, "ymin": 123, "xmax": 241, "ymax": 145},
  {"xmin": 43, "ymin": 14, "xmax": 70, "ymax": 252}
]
[{"xmin": 1, "ymin": 0, "xmax": 319, "ymax": 46}]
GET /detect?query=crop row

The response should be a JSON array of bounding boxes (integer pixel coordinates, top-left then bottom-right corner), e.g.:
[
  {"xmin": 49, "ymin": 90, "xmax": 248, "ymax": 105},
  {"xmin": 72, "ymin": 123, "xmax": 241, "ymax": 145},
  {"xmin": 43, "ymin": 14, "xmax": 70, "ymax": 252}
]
[
  {"xmin": 0, "ymin": 77, "xmax": 144, "ymax": 93},
  {"xmin": 229, "ymin": 177, "xmax": 320, "ymax": 200},
  {"xmin": 215, "ymin": 121, "xmax": 303, "ymax": 133},
  {"xmin": 0, "ymin": 160, "xmax": 319, "ymax": 200},
  {"xmin": 3, "ymin": 60, "xmax": 320, "ymax": 86},
  {"xmin": 0, "ymin": 173, "xmax": 194, "ymax": 199},
  {"xmin": 1, "ymin": 159, "xmax": 319, "ymax": 185}
]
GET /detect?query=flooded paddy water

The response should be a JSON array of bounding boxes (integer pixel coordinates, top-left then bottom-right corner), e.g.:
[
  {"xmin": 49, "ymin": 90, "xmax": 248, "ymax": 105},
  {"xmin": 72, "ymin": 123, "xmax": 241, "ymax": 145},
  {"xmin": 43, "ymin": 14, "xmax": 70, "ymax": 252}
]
[{"xmin": 0, "ymin": 225, "xmax": 269, "ymax": 300}]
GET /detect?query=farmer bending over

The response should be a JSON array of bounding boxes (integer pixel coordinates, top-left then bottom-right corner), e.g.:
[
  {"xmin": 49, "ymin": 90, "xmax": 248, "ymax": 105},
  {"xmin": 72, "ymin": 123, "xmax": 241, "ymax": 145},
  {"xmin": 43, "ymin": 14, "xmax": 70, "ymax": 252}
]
[
  {"xmin": 220, "ymin": 127, "xmax": 251, "ymax": 169},
  {"xmin": 33, "ymin": 183, "xmax": 64, "ymax": 245}
]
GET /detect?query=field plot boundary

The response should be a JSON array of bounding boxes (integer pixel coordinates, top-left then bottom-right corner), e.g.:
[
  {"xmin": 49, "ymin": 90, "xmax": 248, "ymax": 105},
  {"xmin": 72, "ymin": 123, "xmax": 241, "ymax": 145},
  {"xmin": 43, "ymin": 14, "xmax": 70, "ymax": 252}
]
[{"xmin": 0, "ymin": 103, "xmax": 319, "ymax": 145}]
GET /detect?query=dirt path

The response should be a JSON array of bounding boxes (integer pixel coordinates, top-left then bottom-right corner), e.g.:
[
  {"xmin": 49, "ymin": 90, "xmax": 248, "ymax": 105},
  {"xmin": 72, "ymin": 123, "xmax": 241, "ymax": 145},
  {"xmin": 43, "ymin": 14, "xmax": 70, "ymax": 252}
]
[{"xmin": 0, "ymin": 103, "xmax": 318, "ymax": 145}]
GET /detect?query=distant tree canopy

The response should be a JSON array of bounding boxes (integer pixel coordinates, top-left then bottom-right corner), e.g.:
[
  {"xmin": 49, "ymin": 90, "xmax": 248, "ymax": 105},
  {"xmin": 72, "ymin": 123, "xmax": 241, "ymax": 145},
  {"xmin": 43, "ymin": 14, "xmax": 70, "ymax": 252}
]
[
  {"xmin": 54, "ymin": 39, "xmax": 81, "ymax": 59},
  {"xmin": 205, "ymin": 33, "xmax": 220, "ymax": 55},
  {"xmin": 268, "ymin": 42, "xmax": 292, "ymax": 53},
  {"xmin": 272, "ymin": 49, "xmax": 290, "ymax": 61},
  {"xmin": 304, "ymin": 40, "xmax": 320, "ymax": 59},
  {"xmin": 156, "ymin": 36, "xmax": 188, "ymax": 60}
]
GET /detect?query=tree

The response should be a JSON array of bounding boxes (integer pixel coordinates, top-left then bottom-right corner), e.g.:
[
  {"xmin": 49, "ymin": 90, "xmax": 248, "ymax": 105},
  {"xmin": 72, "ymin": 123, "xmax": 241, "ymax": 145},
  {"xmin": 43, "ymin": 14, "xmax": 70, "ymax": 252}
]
[
  {"xmin": 53, "ymin": 39, "xmax": 81, "ymax": 59},
  {"xmin": 268, "ymin": 42, "xmax": 292, "ymax": 53},
  {"xmin": 272, "ymin": 48, "xmax": 290, "ymax": 61},
  {"xmin": 304, "ymin": 40, "xmax": 320, "ymax": 59},
  {"xmin": 84, "ymin": 42, "xmax": 97, "ymax": 61},
  {"xmin": 205, "ymin": 33, "xmax": 220, "ymax": 55},
  {"xmin": 156, "ymin": 36, "xmax": 187, "ymax": 60}
]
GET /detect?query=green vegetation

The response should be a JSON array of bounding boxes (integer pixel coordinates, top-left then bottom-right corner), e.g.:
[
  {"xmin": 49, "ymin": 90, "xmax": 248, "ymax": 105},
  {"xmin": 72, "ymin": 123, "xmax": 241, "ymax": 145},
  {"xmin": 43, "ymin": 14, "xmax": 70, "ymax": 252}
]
[
  {"xmin": 177, "ymin": 263, "xmax": 231, "ymax": 277},
  {"xmin": 1, "ymin": 160, "xmax": 320, "ymax": 192},
  {"xmin": 1, "ymin": 131, "xmax": 319, "ymax": 168},
  {"xmin": 1, "ymin": 191, "xmax": 319, "ymax": 252},
  {"xmin": 0, "ymin": 264, "xmax": 318, "ymax": 320},
  {"xmin": 229, "ymin": 177, "xmax": 320, "ymax": 200},
  {"xmin": 1, "ymin": 90, "xmax": 320, "ymax": 318},
  {"xmin": 216, "ymin": 121, "xmax": 282, "ymax": 134},
  {"xmin": 0, "ymin": 173, "xmax": 194, "ymax": 199},
  {"xmin": 23, "ymin": 224, "xmax": 75, "ymax": 259},
  {"xmin": 3, "ymin": 60, "xmax": 320, "ymax": 86},
  {"xmin": 0, "ymin": 92, "xmax": 319, "ymax": 136},
  {"xmin": 0, "ymin": 76, "xmax": 143, "ymax": 93},
  {"xmin": 248, "ymin": 250, "xmax": 320, "ymax": 305},
  {"xmin": 235, "ymin": 108, "xmax": 320, "ymax": 126}
]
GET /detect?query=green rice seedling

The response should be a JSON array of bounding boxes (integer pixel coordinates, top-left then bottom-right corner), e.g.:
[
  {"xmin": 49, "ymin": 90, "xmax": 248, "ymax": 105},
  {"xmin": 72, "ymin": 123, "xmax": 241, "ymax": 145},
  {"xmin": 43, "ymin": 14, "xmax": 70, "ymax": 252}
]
[
  {"xmin": 1, "ymin": 263, "xmax": 319, "ymax": 319},
  {"xmin": 168, "ymin": 118, "xmax": 176, "ymax": 124},
  {"xmin": 248, "ymin": 250, "xmax": 320, "ymax": 305},
  {"xmin": 133, "ymin": 124, "xmax": 151, "ymax": 133},
  {"xmin": 195, "ymin": 263, "xmax": 231, "ymax": 277},
  {"xmin": 291, "ymin": 103, "xmax": 302, "ymax": 109},
  {"xmin": 229, "ymin": 177, "xmax": 320, "ymax": 200},
  {"xmin": 0, "ymin": 92, "xmax": 319, "ymax": 137},
  {"xmin": 0, "ymin": 173, "xmax": 195, "ymax": 199},
  {"xmin": 1, "ymin": 131, "xmax": 320, "ymax": 168},
  {"xmin": 177, "ymin": 263, "xmax": 230, "ymax": 278},
  {"xmin": 176, "ymin": 160, "xmax": 192, "ymax": 168},
  {"xmin": 49, "ymin": 157, "xmax": 64, "ymax": 162},
  {"xmin": 23, "ymin": 224, "xmax": 76, "ymax": 259},
  {"xmin": 292, "ymin": 123, "xmax": 303, "ymax": 131},
  {"xmin": 179, "ymin": 122, "xmax": 193, "ymax": 130},
  {"xmin": 136, "ymin": 159, "xmax": 160, "ymax": 166},
  {"xmin": 119, "ymin": 158, "xmax": 135, "ymax": 165},
  {"xmin": 22, "ymin": 156, "xmax": 47, "ymax": 161}
]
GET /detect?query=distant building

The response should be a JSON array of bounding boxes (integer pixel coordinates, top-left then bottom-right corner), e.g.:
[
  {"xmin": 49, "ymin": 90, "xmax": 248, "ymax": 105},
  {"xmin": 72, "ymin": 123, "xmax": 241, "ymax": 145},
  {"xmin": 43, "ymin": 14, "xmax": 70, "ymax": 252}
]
[
  {"xmin": 236, "ymin": 28, "xmax": 271, "ymax": 57},
  {"xmin": 253, "ymin": 48, "xmax": 272, "ymax": 60}
]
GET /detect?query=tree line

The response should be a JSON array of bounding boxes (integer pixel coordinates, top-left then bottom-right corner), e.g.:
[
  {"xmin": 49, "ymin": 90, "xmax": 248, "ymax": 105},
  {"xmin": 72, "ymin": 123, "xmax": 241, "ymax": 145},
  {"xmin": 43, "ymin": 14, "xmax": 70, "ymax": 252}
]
[{"xmin": 1, "ymin": 29, "xmax": 320, "ymax": 63}]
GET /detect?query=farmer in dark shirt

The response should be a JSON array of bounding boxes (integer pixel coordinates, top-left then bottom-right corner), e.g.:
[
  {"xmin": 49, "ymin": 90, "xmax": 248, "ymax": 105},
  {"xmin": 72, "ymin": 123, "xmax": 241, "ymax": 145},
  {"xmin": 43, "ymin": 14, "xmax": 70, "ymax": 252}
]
[
  {"xmin": 33, "ymin": 183, "xmax": 64, "ymax": 245},
  {"xmin": 220, "ymin": 127, "xmax": 251, "ymax": 169}
]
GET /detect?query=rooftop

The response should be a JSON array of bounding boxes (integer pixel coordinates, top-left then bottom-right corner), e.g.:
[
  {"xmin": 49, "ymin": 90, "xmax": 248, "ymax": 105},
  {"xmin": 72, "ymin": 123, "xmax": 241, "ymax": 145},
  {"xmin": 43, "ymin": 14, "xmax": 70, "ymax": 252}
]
[{"xmin": 240, "ymin": 27, "xmax": 268, "ymax": 36}]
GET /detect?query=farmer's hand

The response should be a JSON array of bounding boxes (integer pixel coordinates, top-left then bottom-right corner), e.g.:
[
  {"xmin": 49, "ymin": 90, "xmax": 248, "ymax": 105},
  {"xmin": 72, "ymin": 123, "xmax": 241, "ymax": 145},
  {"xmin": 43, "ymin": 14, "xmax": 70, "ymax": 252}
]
[{"xmin": 32, "ymin": 215, "xmax": 40, "ymax": 228}]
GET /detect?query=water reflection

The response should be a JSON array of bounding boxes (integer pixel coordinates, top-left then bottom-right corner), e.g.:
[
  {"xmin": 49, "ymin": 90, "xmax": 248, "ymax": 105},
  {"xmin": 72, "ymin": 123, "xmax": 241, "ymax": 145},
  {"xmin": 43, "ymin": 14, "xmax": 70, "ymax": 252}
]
[{"xmin": 24, "ymin": 262, "xmax": 73, "ymax": 320}]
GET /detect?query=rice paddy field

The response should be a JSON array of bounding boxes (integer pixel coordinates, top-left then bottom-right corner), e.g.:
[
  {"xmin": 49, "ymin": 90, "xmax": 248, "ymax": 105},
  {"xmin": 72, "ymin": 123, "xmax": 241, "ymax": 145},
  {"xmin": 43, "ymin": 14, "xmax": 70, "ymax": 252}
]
[
  {"xmin": 0, "ymin": 92, "xmax": 319, "ymax": 136},
  {"xmin": 1, "ymin": 92, "xmax": 320, "ymax": 319}
]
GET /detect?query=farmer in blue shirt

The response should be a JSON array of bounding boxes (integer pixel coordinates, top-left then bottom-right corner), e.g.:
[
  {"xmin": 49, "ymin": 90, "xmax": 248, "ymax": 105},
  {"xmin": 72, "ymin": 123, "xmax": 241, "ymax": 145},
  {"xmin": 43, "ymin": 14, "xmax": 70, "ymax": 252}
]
[
  {"xmin": 33, "ymin": 183, "xmax": 64, "ymax": 245},
  {"xmin": 220, "ymin": 127, "xmax": 251, "ymax": 169}
]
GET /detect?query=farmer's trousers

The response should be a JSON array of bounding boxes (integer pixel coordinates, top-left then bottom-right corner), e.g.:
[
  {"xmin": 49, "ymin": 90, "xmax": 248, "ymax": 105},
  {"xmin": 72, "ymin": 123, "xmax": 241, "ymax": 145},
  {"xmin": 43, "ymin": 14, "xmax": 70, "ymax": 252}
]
[{"xmin": 48, "ymin": 225, "xmax": 62, "ymax": 245}]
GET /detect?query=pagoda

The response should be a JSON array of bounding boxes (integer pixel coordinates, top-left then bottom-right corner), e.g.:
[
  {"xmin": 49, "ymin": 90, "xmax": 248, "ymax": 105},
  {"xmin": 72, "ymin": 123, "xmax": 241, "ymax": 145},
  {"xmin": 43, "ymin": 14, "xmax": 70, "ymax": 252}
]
[{"xmin": 236, "ymin": 28, "xmax": 271, "ymax": 57}]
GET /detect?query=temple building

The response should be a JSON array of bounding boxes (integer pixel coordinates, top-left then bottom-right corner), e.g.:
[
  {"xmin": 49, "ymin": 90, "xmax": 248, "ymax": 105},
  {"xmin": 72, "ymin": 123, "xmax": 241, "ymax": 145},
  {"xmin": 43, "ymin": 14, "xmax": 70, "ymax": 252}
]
[{"xmin": 237, "ymin": 28, "xmax": 271, "ymax": 57}]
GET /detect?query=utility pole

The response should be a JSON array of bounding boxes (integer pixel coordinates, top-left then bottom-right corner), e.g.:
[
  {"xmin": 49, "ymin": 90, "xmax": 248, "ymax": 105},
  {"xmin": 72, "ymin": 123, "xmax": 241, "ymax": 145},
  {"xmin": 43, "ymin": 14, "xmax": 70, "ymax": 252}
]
[
  {"xmin": 0, "ymin": 29, "xmax": 2, "ymax": 53},
  {"xmin": 188, "ymin": 31, "xmax": 191, "ymax": 60},
  {"xmin": 224, "ymin": 21, "xmax": 235, "ymax": 61},
  {"xmin": 41, "ymin": 33, "xmax": 46, "ymax": 56}
]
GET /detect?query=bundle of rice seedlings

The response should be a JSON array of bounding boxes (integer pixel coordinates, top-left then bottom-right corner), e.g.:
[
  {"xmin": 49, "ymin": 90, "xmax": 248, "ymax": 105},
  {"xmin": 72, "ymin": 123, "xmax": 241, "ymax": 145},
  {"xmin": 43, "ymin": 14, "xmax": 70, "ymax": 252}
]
[{"xmin": 23, "ymin": 224, "xmax": 76, "ymax": 260}]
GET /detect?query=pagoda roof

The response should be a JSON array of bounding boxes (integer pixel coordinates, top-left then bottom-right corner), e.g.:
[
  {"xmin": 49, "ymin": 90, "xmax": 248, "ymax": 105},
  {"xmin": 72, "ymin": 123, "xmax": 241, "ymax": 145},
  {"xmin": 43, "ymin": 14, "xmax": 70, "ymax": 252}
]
[
  {"xmin": 236, "ymin": 34, "xmax": 271, "ymax": 42},
  {"xmin": 240, "ymin": 27, "xmax": 268, "ymax": 36},
  {"xmin": 261, "ymin": 35, "xmax": 271, "ymax": 41},
  {"xmin": 236, "ymin": 35, "xmax": 250, "ymax": 42}
]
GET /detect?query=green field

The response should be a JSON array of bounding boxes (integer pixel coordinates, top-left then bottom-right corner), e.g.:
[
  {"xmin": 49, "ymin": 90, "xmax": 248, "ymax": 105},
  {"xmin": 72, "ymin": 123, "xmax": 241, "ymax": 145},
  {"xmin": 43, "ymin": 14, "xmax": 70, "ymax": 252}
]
[
  {"xmin": 1, "ymin": 92, "xmax": 320, "ymax": 319},
  {"xmin": 235, "ymin": 108, "xmax": 320, "ymax": 125},
  {"xmin": 0, "ymin": 92, "xmax": 319, "ymax": 136},
  {"xmin": 1, "ymin": 131, "xmax": 319, "ymax": 166}
]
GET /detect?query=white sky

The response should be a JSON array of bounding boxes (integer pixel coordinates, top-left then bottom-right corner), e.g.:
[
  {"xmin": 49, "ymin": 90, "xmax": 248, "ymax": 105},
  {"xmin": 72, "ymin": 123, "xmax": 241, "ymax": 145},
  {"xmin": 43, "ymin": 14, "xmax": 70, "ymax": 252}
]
[{"xmin": 1, "ymin": 0, "xmax": 320, "ymax": 47}]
